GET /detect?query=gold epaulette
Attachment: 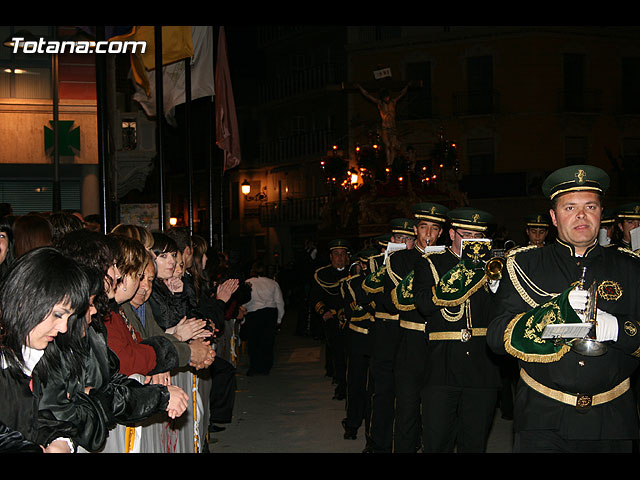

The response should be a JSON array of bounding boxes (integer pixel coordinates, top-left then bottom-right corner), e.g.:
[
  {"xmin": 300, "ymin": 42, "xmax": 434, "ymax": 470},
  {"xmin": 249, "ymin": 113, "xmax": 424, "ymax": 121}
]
[
  {"xmin": 618, "ymin": 246, "xmax": 640, "ymax": 261},
  {"xmin": 505, "ymin": 244, "xmax": 538, "ymax": 258}
]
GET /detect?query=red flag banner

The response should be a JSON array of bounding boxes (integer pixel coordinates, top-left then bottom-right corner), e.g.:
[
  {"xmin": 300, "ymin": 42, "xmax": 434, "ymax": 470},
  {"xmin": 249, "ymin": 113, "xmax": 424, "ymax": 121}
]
[{"xmin": 215, "ymin": 26, "xmax": 241, "ymax": 172}]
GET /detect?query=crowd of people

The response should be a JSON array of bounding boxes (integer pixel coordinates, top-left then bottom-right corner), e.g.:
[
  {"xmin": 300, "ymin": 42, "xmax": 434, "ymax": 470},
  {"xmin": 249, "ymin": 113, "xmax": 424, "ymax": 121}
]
[
  {"xmin": 0, "ymin": 207, "xmax": 257, "ymax": 453},
  {"xmin": 308, "ymin": 164, "xmax": 640, "ymax": 453},
  {"xmin": 3, "ymin": 162, "xmax": 640, "ymax": 455}
]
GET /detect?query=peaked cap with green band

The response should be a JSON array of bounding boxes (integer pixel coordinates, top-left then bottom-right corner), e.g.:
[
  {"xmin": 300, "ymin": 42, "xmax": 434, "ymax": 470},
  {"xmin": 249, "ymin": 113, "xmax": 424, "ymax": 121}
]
[
  {"xmin": 447, "ymin": 207, "xmax": 494, "ymax": 232},
  {"xmin": 504, "ymin": 287, "xmax": 582, "ymax": 363},
  {"xmin": 615, "ymin": 202, "xmax": 640, "ymax": 221},
  {"xmin": 329, "ymin": 239, "xmax": 351, "ymax": 251},
  {"xmin": 541, "ymin": 164, "xmax": 609, "ymax": 200},
  {"xmin": 412, "ymin": 202, "xmax": 449, "ymax": 224},
  {"xmin": 525, "ymin": 213, "xmax": 551, "ymax": 228},
  {"xmin": 601, "ymin": 208, "xmax": 616, "ymax": 226},
  {"xmin": 390, "ymin": 218, "xmax": 416, "ymax": 236},
  {"xmin": 375, "ymin": 233, "xmax": 391, "ymax": 249}
]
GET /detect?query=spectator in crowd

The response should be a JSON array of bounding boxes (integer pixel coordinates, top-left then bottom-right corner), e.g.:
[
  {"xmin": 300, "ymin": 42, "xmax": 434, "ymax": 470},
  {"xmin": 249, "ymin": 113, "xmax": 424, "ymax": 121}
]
[
  {"xmin": 12, "ymin": 213, "xmax": 53, "ymax": 257},
  {"xmin": 0, "ymin": 247, "xmax": 90, "ymax": 452},
  {"xmin": 104, "ymin": 234, "xmax": 180, "ymax": 380},
  {"xmin": 242, "ymin": 260, "xmax": 285, "ymax": 376},
  {"xmin": 49, "ymin": 211, "xmax": 84, "ymax": 243}
]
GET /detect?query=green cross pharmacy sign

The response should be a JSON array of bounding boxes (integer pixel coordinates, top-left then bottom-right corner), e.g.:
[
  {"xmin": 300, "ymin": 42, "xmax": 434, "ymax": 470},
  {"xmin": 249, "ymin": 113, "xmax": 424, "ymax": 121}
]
[{"xmin": 44, "ymin": 120, "xmax": 80, "ymax": 157}]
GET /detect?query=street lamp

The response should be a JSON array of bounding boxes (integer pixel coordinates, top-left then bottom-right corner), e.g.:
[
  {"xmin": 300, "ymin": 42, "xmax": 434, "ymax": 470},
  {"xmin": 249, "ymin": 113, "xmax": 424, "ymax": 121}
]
[{"xmin": 241, "ymin": 179, "xmax": 251, "ymax": 196}]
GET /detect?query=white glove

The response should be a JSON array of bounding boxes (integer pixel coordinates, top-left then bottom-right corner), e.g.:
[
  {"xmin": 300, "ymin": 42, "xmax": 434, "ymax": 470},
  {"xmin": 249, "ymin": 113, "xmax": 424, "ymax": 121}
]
[
  {"xmin": 489, "ymin": 279, "xmax": 500, "ymax": 293},
  {"xmin": 568, "ymin": 288, "xmax": 589, "ymax": 313},
  {"xmin": 595, "ymin": 309, "xmax": 619, "ymax": 342}
]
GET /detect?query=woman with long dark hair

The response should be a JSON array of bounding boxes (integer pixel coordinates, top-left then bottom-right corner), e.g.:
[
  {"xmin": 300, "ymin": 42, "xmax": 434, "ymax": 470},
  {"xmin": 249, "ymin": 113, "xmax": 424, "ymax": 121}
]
[{"xmin": 0, "ymin": 247, "xmax": 90, "ymax": 452}]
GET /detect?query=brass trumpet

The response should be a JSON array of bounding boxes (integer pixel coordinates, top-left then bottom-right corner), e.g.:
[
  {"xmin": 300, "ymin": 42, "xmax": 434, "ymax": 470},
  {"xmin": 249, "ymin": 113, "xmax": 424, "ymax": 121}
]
[{"xmin": 485, "ymin": 256, "xmax": 505, "ymax": 281}]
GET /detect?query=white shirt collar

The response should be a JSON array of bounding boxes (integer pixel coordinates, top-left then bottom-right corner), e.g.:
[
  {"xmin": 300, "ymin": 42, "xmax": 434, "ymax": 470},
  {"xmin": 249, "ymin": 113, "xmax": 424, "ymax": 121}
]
[{"xmin": 21, "ymin": 346, "xmax": 44, "ymax": 376}]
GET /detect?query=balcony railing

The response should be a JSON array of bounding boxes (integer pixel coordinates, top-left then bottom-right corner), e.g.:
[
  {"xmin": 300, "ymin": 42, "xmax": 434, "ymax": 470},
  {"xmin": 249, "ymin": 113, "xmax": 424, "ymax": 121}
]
[
  {"xmin": 258, "ymin": 63, "xmax": 345, "ymax": 103},
  {"xmin": 258, "ymin": 129, "xmax": 336, "ymax": 165},
  {"xmin": 259, "ymin": 195, "xmax": 329, "ymax": 226}
]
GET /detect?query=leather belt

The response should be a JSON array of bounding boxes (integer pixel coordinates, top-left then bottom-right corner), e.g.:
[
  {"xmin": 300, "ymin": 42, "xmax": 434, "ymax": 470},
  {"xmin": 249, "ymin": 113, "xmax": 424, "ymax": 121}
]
[
  {"xmin": 520, "ymin": 368, "xmax": 630, "ymax": 412},
  {"xmin": 349, "ymin": 324, "xmax": 369, "ymax": 335},
  {"xmin": 400, "ymin": 320, "xmax": 425, "ymax": 332},
  {"xmin": 428, "ymin": 328, "xmax": 487, "ymax": 341}
]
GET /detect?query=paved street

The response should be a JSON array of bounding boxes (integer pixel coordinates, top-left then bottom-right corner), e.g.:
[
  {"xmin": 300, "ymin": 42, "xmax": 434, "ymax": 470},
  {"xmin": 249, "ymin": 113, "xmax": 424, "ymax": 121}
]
[{"xmin": 208, "ymin": 310, "xmax": 514, "ymax": 454}]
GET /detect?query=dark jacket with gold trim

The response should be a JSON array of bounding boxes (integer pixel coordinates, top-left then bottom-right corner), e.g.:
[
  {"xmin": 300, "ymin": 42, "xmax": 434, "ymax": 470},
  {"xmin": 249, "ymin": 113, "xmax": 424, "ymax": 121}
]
[
  {"xmin": 309, "ymin": 264, "xmax": 349, "ymax": 323},
  {"xmin": 414, "ymin": 247, "xmax": 501, "ymax": 388},
  {"xmin": 340, "ymin": 273, "xmax": 374, "ymax": 355},
  {"xmin": 487, "ymin": 239, "xmax": 640, "ymax": 440}
]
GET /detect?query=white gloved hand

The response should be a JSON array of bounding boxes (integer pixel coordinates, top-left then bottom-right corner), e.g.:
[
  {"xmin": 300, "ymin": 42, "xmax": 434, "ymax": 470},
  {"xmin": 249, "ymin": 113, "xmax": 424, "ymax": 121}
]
[
  {"xmin": 595, "ymin": 309, "xmax": 619, "ymax": 342},
  {"xmin": 568, "ymin": 288, "xmax": 589, "ymax": 313},
  {"xmin": 488, "ymin": 279, "xmax": 500, "ymax": 293}
]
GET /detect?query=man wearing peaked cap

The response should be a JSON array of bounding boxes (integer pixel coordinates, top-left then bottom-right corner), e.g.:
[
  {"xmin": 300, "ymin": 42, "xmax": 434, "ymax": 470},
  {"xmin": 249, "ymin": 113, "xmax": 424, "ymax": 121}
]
[
  {"xmin": 308, "ymin": 239, "xmax": 351, "ymax": 401},
  {"xmin": 488, "ymin": 164, "xmax": 640, "ymax": 453},
  {"xmin": 412, "ymin": 202, "xmax": 449, "ymax": 250},
  {"xmin": 614, "ymin": 202, "xmax": 640, "ymax": 250},
  {"xmin": 389, "ymin": 218, "xmax": 416, "ymax": 249},
  {"xmin": 412, "ymin": 205, "xmax": 502, "ymax": 453},
  {"xmin": 524, "ymin": 213, "xmax": 551, "ymax": 248},
  {"xmin": 385, "ymin": 202, "xmax": 448, "ymax": 452}
]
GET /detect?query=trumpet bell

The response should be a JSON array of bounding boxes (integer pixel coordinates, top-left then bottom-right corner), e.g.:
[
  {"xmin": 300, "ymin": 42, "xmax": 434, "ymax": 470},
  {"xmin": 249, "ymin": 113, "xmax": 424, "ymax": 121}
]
[
  {"xmin": 571, "ymin": 337, "xmax": 607, "ymax": 356},
  {"xmin": 486, "ymin": 256, "xmax": 505, "ymax": 281}
]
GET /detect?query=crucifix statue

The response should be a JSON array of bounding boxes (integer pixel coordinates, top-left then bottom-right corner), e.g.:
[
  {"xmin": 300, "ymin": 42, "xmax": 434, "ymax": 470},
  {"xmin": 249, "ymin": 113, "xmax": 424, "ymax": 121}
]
[{"xmin": 356, "ymin": 83, "xmax": 409, "ymax": 167}]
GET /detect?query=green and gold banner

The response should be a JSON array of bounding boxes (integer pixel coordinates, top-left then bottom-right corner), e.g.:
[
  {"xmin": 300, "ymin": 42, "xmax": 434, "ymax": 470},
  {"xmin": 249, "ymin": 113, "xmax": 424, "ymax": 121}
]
[
  {"xmin": 505, "ymin": 287, "xmax": 582, "ymax": 363},
  {"xmin": 432, "ymin": 259, "xmax": 487, "ymax": 307},
  {"xmin": 392, "ymin": 270, "xmax": 415, "ymax": 311},
  {"xmin": 362, "ymin": 264, "xmax": 387, "ymax": 294}
]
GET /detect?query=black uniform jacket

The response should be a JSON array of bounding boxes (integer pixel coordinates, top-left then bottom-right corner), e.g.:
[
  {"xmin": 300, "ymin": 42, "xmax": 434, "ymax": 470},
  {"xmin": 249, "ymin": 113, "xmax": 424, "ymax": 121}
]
[
  {"xmin": 341, "ymin": 273, "xmax": 374, "ymax": 355},
  {"xmin": 487, "ymin": 239, "xmax": 640, "ymax": 440},
  {"xmin": 309, "ymin": 264, "xmax": 349, "ymax": 320},
  {"xmin": 414, "ymin": 247, "xmax": 501, "ymax": 389}
]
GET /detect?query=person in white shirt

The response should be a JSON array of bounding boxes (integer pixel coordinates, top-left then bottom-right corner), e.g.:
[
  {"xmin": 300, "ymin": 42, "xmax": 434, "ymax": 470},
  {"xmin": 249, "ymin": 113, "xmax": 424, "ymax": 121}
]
[{"xmin": 242, "ymin": 261, "xmax": 285, "ymax": 376}]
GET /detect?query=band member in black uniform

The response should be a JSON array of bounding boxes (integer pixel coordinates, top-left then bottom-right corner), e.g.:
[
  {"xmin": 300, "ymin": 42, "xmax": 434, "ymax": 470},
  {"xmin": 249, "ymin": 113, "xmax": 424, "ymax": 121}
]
[
  {"xmin": 487, "ymin": 165, "xmax": 640, "ymax": 453},
  {"xmin": 340, "ymin": 248, "xmax": 378, "ymax": 441},
  {"xmin": 413, "ymin": 207, "xmax": 502, "ymax": 453},
  {"xmin": 384, "ymin": 202, "xmax": 448, "ymax": 453},
  {"xmin": 362, "ymin": 218, "xmax": 415, "ymax": 453},
  {"xmin": 524, "ymin": 213, "xmax": 551, "ymax": 247},
  {"xmin": 309, "ymin": 239, "xmax": 351, "ymax": 400},
  {"xmin": 614, "ymin": 202, "xmax": 640, "ymax": 250}
]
